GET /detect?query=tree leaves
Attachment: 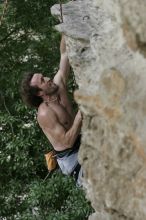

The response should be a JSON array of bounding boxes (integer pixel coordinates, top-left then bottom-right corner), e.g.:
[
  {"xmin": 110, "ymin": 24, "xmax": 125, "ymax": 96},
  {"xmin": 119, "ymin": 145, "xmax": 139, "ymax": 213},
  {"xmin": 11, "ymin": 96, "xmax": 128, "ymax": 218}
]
[{"xmin": 0, "ymin": 0, "xmax": 93, "ymax": 219}]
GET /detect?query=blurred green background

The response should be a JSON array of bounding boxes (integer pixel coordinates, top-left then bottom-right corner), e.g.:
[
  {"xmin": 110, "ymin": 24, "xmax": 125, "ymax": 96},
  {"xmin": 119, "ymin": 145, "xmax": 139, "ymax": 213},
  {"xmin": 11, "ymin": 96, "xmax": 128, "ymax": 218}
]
[{"xmin": 0, "ymin": 0, "xmax": 93, "ymax": 219}]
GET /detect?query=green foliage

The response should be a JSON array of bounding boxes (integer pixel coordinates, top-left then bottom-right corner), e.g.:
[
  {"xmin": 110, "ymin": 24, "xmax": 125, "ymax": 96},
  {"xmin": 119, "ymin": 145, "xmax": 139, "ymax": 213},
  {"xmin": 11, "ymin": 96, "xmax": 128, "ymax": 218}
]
[
  {"xmin": 0, "ymin": 172, "xmax": 93, "ymax": 219},
  {"xmin": 0, "ymin": 0, "xmax": 93, "ymax": 219}
]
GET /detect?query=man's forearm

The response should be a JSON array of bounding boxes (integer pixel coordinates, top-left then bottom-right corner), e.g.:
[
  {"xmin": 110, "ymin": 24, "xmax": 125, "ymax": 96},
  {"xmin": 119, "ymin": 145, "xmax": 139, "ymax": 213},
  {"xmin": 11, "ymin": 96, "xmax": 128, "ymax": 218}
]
[
  {"xmin": 64, "ymin": 111, "xmax": 82, "ymax": 148},
  {"xmin": 60, "ymin": 35, "xmax": 66, "ymax": 54},
  {"xmin": 59, "ymin": 35, "xmax": 70, "ymax": 82}
]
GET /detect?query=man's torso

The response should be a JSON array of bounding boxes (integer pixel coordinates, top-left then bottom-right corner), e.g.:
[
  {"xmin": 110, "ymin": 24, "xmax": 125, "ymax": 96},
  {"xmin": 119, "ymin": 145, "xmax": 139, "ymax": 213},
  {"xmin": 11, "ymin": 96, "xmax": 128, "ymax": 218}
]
[{"xmin": 37, "ymin": 81, "xmax": 75, "ymax": 149}]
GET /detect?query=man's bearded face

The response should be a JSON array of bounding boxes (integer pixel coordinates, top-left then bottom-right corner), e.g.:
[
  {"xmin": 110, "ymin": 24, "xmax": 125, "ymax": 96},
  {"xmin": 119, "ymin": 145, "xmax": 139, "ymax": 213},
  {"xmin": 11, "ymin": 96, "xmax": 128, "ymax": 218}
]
[{"xmin": 30, "ymin": 73, "xmax": 59, "ymax": 96}]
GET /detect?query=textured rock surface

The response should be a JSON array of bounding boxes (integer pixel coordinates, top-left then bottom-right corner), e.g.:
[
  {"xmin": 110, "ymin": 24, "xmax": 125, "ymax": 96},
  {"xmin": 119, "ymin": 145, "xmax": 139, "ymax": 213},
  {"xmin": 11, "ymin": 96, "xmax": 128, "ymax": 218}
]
[{"xmin": 51, "ymin": 1, "xmax": 146, "ymax": 219}]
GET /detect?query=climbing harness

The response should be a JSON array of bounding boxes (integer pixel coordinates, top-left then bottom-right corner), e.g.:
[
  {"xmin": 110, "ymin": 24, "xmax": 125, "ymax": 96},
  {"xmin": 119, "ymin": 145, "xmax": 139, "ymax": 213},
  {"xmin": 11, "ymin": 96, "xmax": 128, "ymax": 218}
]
[
  {"xmin": 44, "ymin": 136, "xmax": 82, "ymax": 183},
  {"xmin": 55, "ymin": 135, "xmax": 81, "ymax": 179},
  {"xmin": 59, "ymin": 0, "xmax": 63, "ymax": 23}
]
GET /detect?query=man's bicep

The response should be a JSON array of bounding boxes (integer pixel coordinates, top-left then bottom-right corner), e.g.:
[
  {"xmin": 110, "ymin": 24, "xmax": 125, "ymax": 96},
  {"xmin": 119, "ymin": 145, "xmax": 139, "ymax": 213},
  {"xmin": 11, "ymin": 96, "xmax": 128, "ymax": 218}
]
[{"xmin": 59, "ymin": 53, "xmax": 70, "ymax": 74}]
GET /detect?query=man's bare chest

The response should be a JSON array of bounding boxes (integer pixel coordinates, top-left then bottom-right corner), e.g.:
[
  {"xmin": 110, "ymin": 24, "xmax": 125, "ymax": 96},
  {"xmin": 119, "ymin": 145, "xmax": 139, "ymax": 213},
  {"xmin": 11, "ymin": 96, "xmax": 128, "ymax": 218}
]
[{"xmin": 49, "ymin": 102, "xmax": 73, "ymax": 129}]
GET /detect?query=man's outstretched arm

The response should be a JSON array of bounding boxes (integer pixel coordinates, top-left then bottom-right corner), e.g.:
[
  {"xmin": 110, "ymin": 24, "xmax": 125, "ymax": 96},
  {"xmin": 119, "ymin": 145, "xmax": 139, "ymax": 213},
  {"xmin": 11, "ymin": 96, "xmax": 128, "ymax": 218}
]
[{"xmin": 54, "ymin": 35, "xmax": 70, "ymax": 86}]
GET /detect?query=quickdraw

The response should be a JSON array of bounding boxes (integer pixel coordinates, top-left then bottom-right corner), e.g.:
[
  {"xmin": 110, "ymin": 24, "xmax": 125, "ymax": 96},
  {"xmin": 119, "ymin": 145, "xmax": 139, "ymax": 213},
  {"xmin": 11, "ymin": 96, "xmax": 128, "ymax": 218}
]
[{"xmin": 59, "ymin": 0, "xmax": 63, "ymax": 23}]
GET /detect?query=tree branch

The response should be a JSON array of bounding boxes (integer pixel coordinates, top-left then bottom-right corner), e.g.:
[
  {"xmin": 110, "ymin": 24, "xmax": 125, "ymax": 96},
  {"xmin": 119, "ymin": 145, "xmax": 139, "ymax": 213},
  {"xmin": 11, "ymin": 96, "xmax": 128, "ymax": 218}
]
[
  {"xmin": 0, "ymin": 0, "xmax": 8, "ymax": 26},
  {"xmin": 0, "ymin": 28, "xmax": 19, "ymax": 44},
  {"xmin": 0, "ymin": 92, "xmax": 15, "ymax": 136}
]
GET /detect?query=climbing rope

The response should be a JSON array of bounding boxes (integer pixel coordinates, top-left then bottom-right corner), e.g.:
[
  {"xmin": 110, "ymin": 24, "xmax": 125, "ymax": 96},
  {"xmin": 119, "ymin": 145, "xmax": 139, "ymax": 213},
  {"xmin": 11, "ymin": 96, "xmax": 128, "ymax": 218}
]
[{"xmin": 59, "ymin": 0, "xmax": 63, "ymax": 23}]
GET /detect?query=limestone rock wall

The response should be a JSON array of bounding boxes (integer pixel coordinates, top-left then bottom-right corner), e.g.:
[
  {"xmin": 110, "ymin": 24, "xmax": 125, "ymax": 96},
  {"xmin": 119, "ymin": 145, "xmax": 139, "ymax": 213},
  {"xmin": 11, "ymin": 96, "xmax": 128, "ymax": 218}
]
[{"xmin": 51, "ymin": 1, "xmax": 146, "ymax": 219}]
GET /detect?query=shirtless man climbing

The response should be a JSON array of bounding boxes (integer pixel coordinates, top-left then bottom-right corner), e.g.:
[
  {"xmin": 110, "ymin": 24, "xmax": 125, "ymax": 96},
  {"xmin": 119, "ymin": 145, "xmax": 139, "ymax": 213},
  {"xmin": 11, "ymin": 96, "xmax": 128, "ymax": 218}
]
[{"xmin": 20, "ymin": 35, "xmax": 82, "ymax": 183}]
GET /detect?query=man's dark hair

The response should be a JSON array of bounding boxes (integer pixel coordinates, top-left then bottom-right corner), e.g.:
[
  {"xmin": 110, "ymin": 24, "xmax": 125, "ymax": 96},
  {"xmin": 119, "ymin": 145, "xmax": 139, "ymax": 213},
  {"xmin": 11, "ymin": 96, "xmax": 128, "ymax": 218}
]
[{"xmin": 20, "ymin": 72, "xmax": 43, "ymax": 108}]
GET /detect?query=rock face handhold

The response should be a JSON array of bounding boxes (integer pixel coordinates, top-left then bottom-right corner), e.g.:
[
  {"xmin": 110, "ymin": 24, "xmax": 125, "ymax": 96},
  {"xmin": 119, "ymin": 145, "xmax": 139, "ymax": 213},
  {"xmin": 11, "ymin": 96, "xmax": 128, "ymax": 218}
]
[
  {"xmin": 52, "ymin": 1, "xmax": 146, "ymax": 220},
  {"xmin": 51, "ymin": 1, "xmax": 92, "ymax": 40}
]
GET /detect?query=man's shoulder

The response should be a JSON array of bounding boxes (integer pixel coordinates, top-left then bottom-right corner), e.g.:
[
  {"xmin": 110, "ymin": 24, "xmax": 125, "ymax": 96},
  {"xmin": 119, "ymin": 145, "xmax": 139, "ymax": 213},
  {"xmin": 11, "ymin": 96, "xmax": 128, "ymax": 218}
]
[
  {"xmin": 38, "ymin": 102, "xmax": 48, "ymax": 116},
  {"xmin": 37, "ymin": 103, "xmax": 53, "ymax": 123}
]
